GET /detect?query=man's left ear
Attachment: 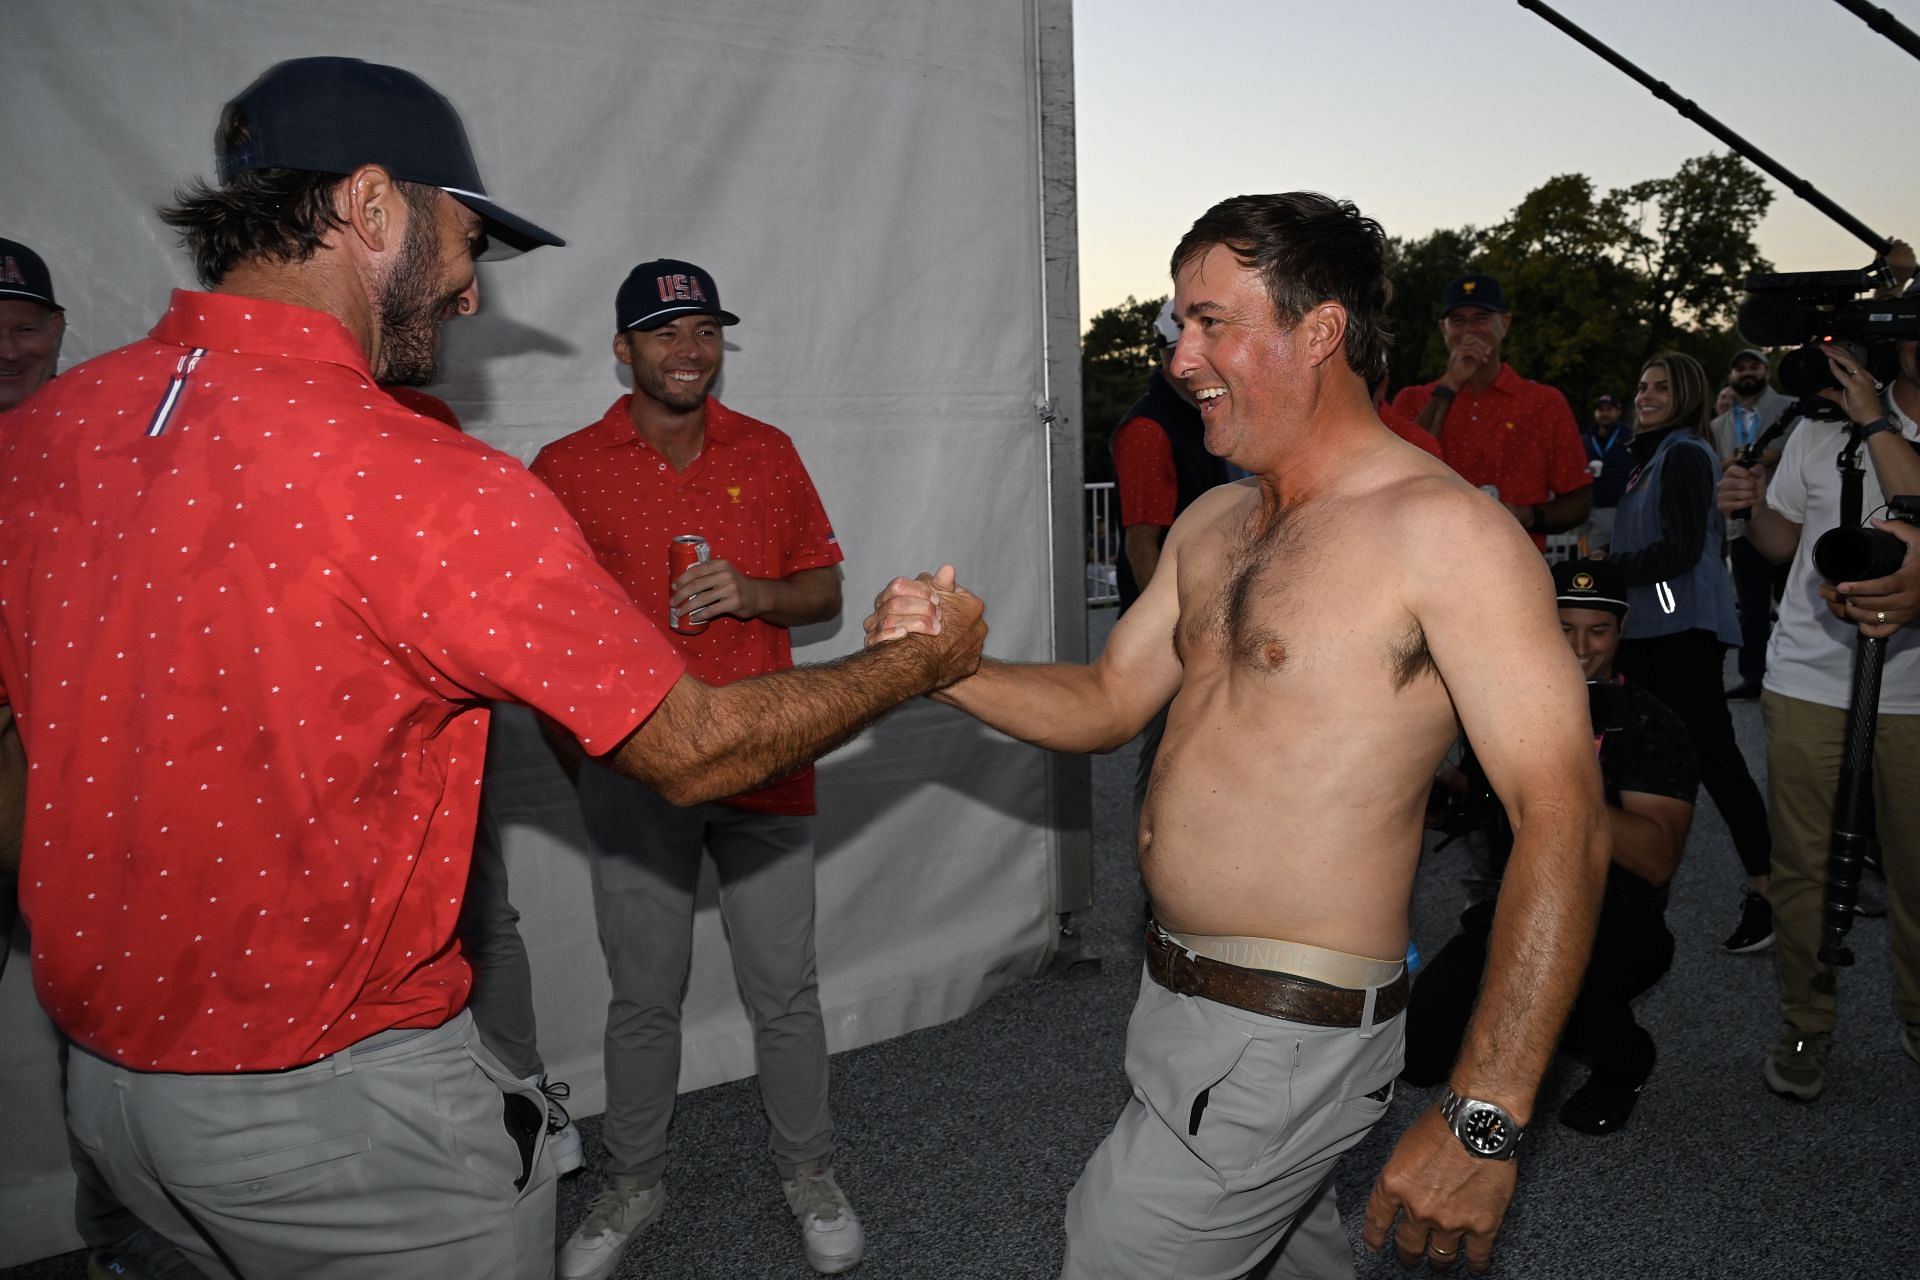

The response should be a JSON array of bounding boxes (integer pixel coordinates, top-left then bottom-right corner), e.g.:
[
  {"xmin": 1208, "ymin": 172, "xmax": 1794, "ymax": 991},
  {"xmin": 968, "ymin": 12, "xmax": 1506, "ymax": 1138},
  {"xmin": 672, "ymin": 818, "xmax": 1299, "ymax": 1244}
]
[{"xmin": 1308, "ymin": 302, "xmax": 1347, "ymax": 367}]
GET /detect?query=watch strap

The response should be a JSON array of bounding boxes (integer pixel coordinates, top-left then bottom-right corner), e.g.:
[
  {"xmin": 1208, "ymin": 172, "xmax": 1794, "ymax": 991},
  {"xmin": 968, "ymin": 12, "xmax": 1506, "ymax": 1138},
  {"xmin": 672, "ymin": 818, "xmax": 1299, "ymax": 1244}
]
[{"xmin": 1857, "ymin": 416, "xmax": 1896, "ymax": 440}]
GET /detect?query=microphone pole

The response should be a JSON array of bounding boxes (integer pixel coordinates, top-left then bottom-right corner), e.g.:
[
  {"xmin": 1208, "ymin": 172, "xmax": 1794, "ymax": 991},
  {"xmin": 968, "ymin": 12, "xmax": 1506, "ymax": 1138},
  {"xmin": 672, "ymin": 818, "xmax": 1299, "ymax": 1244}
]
[
  {"xmin": 1516, "ymin": 0, "xmax": 1892, "ymax": 255},
  {"xmin": 1831, "ymin": 0, "xmax": 1920, "ymax": 64}
]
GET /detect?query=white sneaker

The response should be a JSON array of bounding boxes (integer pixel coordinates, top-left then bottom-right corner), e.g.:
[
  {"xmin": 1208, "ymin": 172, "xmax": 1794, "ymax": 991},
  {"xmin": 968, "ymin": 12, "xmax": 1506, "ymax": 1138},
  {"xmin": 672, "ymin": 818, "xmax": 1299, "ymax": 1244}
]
[
  {"xmin": 527, "ymin": 1075, "xmax": 584, "ymax": 1177},
  {"xmin": 556, "ymin": 1175, "xmax": 664, "ymax": 1280},
  {"xmin": 782, "ymin": 1164, "xmax": 865, "ymax": 1275}
]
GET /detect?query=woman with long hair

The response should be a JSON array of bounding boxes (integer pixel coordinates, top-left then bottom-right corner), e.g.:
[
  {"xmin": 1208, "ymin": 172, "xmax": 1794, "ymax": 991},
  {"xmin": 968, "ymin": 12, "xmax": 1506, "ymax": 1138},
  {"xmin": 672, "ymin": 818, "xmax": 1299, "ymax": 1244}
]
[{"xmin": 1607, "ymin": 351, "xmax": 1774, "ymax": 953}]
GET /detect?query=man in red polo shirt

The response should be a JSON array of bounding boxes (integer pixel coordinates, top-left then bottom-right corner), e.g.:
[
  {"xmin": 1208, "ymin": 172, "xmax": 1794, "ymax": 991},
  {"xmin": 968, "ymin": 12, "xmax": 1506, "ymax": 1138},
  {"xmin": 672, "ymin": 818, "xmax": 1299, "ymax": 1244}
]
[
  {"xmin": 0, "ymin": 60, "xmax": 982, "ymax": 1279},
  {"xmin": 1392, "ymin": 274, "xmax": 1591, "ymax": 550},
  {"xmin": 532, "ymin": 261, "xmax": 861, "ymax": 1279}
]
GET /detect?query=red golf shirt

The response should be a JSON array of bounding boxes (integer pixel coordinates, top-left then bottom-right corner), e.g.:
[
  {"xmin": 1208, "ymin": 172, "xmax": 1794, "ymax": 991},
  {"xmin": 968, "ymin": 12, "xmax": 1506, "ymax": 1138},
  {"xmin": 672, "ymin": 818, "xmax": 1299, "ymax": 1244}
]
[
  {"xmin": 1376, "ymin": 402, "xmax": 1445, "ymax": 460},
  {"xmin": 530, "ymin": 396, "xmax": 842, "ymax": 815},
  {"xmin": 0, "ymin": 290, "xmax": 684, "ymax": 1071},
  {"xmin": 1111, "ymin": 416, "xmax": 1179, "ymax": 528},
  {"xmin": 1392, "ymin": 363, "xmax": 1591, "ymax": 548}
]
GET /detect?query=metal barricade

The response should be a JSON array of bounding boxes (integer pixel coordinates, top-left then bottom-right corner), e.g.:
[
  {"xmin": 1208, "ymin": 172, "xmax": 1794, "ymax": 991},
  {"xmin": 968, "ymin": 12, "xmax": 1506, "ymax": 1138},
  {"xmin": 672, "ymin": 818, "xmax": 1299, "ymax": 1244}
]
[{"xmin": 1085, "ymin": 481, "xmax": 1119, "ymax": 606}]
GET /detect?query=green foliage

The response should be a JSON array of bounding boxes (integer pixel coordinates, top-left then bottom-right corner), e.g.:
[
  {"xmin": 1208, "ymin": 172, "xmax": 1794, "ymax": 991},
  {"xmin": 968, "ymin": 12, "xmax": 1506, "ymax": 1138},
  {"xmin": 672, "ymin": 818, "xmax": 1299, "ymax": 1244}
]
[
  {"xmin": 1387, "ymin": 152, "xmax": 1773, "ymax": 416},
  {"xmin": 1079, "ymin": 294, "xmax": 1167, "ymax": 482}
]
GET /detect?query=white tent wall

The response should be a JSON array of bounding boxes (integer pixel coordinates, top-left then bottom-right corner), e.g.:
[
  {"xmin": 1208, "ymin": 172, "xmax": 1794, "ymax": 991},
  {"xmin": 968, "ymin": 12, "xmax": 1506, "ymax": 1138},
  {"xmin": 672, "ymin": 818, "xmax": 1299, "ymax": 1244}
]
[{"xmin": 0, "ymin": 0, "xmax": 1084, "ymax": 1265}]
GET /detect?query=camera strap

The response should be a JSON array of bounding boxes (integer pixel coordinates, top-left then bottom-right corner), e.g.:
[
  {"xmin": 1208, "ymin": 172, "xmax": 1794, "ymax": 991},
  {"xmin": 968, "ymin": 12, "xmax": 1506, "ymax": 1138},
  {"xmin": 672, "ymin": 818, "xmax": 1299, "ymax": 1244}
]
[{"xmin": 1838, "ymin": 426, "xmax": 1866, "ymax": 529}]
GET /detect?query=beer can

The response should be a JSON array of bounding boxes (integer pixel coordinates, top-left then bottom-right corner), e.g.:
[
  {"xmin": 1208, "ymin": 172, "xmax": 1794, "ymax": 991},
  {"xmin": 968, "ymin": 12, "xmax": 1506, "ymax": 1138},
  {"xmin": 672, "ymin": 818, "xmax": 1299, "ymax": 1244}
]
[{"xmin": 668, "ymin": 534, "xmax": 711, "ymax": 635}]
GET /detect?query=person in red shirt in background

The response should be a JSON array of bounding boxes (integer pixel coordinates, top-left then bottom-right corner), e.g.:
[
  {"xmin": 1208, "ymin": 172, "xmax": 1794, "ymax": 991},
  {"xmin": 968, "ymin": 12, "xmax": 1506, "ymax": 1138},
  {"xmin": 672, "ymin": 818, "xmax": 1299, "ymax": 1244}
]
[
  {"xmin": 1392, "ymin": 273, "xmax": 1592, "ymax": 551},
  {"xmin": 0, "ymin": 59, "xmax": 982, "ymax": 1280},
  {"xmin": 1369, "ymin": 362, "xmax": 1444, "ymax": 460},
  {"xmin": 1109, "ymin": 299, "xmax": 1230, "ymax": 817},
  {"xmin": 531, "ymin": 260, "xmax": 861, "ymax": 1280}
]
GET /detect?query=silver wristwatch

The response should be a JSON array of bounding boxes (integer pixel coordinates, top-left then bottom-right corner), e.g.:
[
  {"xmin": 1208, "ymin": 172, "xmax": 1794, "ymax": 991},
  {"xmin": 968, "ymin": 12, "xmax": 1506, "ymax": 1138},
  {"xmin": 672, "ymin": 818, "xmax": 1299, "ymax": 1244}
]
[{"xmin": 1440, "ymin": 1088, "xmax": 1525, "ymax": 1160}]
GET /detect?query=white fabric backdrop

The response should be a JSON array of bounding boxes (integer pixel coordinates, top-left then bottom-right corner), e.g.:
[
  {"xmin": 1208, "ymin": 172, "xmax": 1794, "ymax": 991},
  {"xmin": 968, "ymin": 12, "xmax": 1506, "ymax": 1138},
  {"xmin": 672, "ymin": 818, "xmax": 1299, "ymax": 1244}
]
[{"xmin": 0, "ymin": 0, "xmax": 1066, "ymax": 1263}]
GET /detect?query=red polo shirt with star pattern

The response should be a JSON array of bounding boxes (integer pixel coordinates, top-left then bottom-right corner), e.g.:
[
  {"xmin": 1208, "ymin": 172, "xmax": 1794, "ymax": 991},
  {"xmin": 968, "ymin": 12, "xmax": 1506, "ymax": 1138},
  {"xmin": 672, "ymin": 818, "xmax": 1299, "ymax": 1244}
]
[
  {"xmin": 1392, "ymin": 363, "xmax": 1591, "ymax": 549},
  {"xmin": 0, "ymin": 290, "xmax": 685, "ymax": 1072},
  {"xmin": 530, "ymin": 395, "xmax": 842, "ymax": 815}
]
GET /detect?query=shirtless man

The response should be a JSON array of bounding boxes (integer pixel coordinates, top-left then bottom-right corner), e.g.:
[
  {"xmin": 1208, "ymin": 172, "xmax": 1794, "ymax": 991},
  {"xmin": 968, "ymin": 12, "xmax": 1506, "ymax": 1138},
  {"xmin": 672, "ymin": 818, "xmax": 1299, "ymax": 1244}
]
[{"xmin": 870, "ymin": 193, "xmax": 1608, "ymax": 1277}]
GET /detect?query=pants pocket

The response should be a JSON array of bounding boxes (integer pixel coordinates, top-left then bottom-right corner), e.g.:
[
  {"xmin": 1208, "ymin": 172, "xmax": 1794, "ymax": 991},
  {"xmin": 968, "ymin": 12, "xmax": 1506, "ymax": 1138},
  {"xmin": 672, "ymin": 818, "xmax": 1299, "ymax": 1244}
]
[
  {"xmin": 1127, "ymin": 992, "xmax": 1297, "ymax": 1181},
  {"xmin": 463, "ymin": 1037, "xmax": 549, "ymax": 1201},
  {"xmin": 162, "ymin": 1131, "xmax": 371, "ymax": 1207}
]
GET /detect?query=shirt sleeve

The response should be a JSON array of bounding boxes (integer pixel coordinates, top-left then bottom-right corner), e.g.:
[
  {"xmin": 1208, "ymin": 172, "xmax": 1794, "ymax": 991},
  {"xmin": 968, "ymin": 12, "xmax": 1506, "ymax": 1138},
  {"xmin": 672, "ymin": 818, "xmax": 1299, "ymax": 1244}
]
[
  {"xmin": 1606, "ymin": 687, "xmax": 1700, "ymax": 803},
  {"xmin": 1390, "ymin": 384, "xmax": 1432, "ymax": 422},
  {"xmin": 375, "ymin": 450, "xmax": 685, "ymax": 755},
  {"xmin": 771, "ymin": 438, "xmax": 844, "ymax": 576},
  {"xmin": 1112, "ymin": 417, "xmax": 1178, "ymax": 528},
  {"xmin": 1541, "ymin": 389, "xmax": 1594, "ymax": 495},
  {"xmin": 1767, "ymin": 422, "xmax": 1813, "ymax": 525}
]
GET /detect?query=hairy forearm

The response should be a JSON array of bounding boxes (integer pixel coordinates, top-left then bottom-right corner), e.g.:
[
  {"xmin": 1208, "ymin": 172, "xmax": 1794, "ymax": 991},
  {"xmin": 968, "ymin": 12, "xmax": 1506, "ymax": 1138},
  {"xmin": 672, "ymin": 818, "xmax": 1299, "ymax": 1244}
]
[
  {"xmin": 1607, "ymin": 804, "xmax": 1682, "ymax": 887},
  {"xmin": 1452, "ymin": 797, "xmax": 1609, "ymax": 1120},
  {"xmin": 1124, "ymin": 525, "xmax": 1163, "ymax": 590},
  {"xmin": 754, "ymin": 567, "xmax": 842, "ymax": 628},
  {"xmin": 1539, "ymin": 488, "xmax": 1592, "ymax": 534},
  {"xmin": 936, "ymin": 658, "xmax": 1141, "ymax": 754},
  {"xmin": 613, "ymin": 637, "xmax": 946, "ymax": 805}
]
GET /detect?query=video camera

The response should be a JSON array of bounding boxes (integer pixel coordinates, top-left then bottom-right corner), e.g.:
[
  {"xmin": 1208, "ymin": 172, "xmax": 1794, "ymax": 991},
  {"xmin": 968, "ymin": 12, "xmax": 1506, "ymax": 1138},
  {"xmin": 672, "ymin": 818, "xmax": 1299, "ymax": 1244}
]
[
  {"xmin": 1814, "ymin": 494, "xmax": 1920, "ymax": 583},
  {"xmin": 1737, "ymin": 263, "xmax": 1920, "ymax": 416}
]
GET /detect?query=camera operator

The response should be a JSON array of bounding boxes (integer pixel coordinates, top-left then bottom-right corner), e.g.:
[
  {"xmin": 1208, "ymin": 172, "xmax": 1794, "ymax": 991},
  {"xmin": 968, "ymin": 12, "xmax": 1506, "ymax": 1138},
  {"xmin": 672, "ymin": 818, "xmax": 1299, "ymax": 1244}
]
[
  {"xmin": 1718, "ymin": 340, "xmax": 1920, "ymax": 1100},
  {"xmin": 1404, "ymin": 559, "xmax": 1696, "ymax": 1136}
]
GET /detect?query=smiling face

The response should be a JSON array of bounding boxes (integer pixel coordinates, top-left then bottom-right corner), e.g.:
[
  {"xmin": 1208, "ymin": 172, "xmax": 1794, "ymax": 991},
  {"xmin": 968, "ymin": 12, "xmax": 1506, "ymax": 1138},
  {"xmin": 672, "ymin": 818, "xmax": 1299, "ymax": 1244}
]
[
  {"xmin": 619, "ymin": 314, "xmax": 724, "ymax": 413},
  {"xmin": 1560, "ymin": 605, "xmax": 1622, "ymax": 680},
  {"xmin": 1440, "ymin": 304, "xmax": 1510, "ymax": 361},
  {"xmin": 1635, "ymin": 364, "xmax": 1675, "ymax": 430},
  {"xmin": 1167, "ymin": 244, "xmax": 1307, "ymax": 469},
  {"xmin": 0, "ymin": 299, "xmax": 65, "ymax": 410}
]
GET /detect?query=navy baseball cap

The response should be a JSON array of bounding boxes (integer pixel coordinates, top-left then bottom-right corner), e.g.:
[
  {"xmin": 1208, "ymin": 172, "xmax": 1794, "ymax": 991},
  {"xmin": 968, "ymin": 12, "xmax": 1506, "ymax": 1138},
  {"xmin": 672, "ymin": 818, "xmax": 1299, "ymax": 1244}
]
[
  {"xmin": 616, "ymin": 260, "xmax": 740, "ymax": 331},
  {"xmin": 216, "ymin": 57, "xmax": 563, "ymax": 259},
  {"xmin": 1554, "ymin": 559, "xmax": 1628, "ymax": 618},
  {"xmin": 1593, "ymin": 393, "xmax": 1620, "ymax": 407},
  {"xmin": 1441, "ymin": 273, "xmax": 1509, "ymax": 316},
  {"xmin": 0, "ymin": 238, "xmax": 60, "ymax": 311}
]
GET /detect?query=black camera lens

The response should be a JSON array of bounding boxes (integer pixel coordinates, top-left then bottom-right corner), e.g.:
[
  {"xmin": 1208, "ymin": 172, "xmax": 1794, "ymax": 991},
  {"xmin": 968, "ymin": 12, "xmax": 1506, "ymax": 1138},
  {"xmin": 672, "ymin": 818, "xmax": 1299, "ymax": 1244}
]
[{"xmin": 1812, "ymin": 525, "xmax": 1907, "ymax": 583}]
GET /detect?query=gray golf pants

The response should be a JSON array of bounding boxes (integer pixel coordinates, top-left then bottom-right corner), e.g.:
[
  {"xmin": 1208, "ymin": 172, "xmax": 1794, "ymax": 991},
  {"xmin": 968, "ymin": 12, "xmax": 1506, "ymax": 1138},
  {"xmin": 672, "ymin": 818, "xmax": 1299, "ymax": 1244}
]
[
  {"xmin": 1062, "ymin": 967, "xmax": 1404, "ymax": 1280},
  {"xmin": 63, "ymin": 1010, "xmax": 556, "ymax": 1279},
  {"xmin": 579, "ymin": 765, "xmax": 832, "ymax": 1183}
]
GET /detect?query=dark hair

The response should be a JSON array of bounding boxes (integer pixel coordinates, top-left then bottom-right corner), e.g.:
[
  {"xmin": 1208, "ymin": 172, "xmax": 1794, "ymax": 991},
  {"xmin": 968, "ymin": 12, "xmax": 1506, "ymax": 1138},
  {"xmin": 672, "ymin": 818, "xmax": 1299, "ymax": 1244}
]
[
  {"xmin": 1170, "ymin": 192, "xmax": 1393, "ymax": 379},
  {"xmin": 1638, "ymin": 351, "xmax": 1714, "ymax": 440},
  {"xmin": 158, "ymin": 104, "xmax": 434, "ymax": 287}
]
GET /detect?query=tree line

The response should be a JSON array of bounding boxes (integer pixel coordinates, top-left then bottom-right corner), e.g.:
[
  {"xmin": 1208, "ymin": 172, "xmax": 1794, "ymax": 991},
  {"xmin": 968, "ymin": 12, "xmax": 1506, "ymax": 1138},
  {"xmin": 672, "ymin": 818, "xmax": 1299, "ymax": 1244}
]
[{"xmin": 1081, "ymin": 153, "xmax": 1775, "ymax": 482}]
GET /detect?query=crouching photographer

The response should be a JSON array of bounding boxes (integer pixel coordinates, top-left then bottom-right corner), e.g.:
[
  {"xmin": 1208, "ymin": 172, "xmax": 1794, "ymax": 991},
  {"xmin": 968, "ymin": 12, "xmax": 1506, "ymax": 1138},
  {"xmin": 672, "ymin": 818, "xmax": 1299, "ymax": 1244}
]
[
  {"xmin": 1717, "ymin": 338, "xmax": 1920, "ymax": 1101},
  {"xmin": 1405, "ymin": 560, "xmax": 1697, "ymax": 1136}
]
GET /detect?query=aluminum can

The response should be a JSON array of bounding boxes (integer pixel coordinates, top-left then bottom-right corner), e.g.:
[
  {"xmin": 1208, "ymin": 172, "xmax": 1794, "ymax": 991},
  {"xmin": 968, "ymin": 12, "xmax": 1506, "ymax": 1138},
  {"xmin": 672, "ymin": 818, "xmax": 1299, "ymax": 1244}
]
[{"xmin": 668, "ymin": 534, "xmax": 711, "ymax": 635}]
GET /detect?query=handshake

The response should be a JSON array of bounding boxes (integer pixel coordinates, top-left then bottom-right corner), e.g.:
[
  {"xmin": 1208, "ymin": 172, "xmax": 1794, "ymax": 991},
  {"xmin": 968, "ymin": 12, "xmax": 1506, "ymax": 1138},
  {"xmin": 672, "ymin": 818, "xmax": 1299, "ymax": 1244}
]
[{"xmin": 862, "ymin": 565, "xmax": 989, "ymax": 686}]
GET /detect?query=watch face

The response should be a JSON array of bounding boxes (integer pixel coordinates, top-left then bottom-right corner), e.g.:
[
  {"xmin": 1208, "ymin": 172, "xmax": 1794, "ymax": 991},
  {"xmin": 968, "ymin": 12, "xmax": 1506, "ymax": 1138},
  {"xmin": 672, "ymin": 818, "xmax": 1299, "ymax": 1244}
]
[{"xmin": 1458, "ymin": 1103, "xmax": 1513, "ymax": 1154}]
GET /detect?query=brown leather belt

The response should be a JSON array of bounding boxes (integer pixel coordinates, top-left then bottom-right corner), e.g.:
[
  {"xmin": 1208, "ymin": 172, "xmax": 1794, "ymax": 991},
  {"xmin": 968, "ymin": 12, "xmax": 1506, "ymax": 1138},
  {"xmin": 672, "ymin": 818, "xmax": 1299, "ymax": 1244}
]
[{"xmin": 1144, "ymin": 924, "xmax": 1409, "ymax": 1027}]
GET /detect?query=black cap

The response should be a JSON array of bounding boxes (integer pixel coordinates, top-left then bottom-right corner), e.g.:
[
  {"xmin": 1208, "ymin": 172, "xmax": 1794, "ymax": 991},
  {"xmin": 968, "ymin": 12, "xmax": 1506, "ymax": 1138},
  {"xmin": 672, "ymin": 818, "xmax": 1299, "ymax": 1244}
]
[
  {"xmin": 1729, "ymin": 346, "xmax": 1769, "ymax": 368},
  {"xmin": 1441, "ymin": 273, "xmax": 1508, "ymax": 316},
  {"xmin": 1593, "ymin": 393, "xmax": 1619, "ymax": 407},
  {"xmin": 216, "ymin": 57, "xmax": 562, "ymax": 259},
  {"xmin": 1554, "ymin": 559, "xmax": 1628, "ymax": 617},
  {"xmin": 616, "ymin": 260, "xmax": 740, "ymax": 331},
  {"xmin": 0, "ymin": 238, "xmax": 60, "ymax": 312}
]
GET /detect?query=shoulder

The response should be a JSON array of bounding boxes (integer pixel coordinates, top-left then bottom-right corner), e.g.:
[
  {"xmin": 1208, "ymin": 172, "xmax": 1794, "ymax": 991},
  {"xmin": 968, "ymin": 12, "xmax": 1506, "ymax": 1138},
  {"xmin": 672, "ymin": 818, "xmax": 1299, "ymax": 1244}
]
[
  {"xmin": 709, "ymin": 398, "xmax": 791, "ymax": 446},
  {"xmin": 529, "ymin": 411, "xmax": 622, "ymax": 478}
]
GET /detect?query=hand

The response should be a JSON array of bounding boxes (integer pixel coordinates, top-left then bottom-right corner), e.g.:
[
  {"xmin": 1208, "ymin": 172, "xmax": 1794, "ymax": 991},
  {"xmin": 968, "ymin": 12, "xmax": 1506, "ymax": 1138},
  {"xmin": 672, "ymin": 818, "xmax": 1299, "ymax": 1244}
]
[
  {"xmin": 1363, "ymin": 1107, "xmax": 1517, "ymax": 1274},
  {"xmin": 1441, "ymin": 336, "xmax": 1494, "ymax": 390},
  {"xmin": 1819, "ymin": 519, "xmax": 1920, "ymax": 638},
  {"xmin": 866, "ymin": 572, "xmax": 943, "ymax": 645},
  {"xmin": 1885, "ymin": 238, "xmax": 1915, "ymax": 293},
  {"xmin": 1718, "ymin": 461, "xmax": 1767, "ymax": 516},
  {"xmin": 905, "ymin": 566, "xmax": 987, "ymax": 688},
  {"xmin": 1815, "ymin": 344, "xmax": 1884, "ymax": 426},
  {"xmin": 671, "ymin": 558, "xmax": 762, "ymax": 624}
]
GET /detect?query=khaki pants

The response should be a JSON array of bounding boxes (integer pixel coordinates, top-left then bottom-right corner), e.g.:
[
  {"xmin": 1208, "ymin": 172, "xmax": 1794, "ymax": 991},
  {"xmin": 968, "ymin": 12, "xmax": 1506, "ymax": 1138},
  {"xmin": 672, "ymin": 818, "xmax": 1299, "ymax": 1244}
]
[
  {"xmin": 64, "ymin": 1011, "xmax": 556, "ymax": 1279},
  {"xmin": 1763, "ymin": 690, "xmax": 1920, "ymax": 1034},
  {"xmin": 1061, "ymin": 967, "xmax": 1403, "ymax": 1280}
]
